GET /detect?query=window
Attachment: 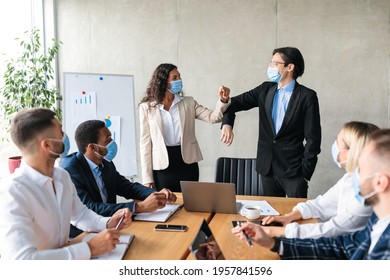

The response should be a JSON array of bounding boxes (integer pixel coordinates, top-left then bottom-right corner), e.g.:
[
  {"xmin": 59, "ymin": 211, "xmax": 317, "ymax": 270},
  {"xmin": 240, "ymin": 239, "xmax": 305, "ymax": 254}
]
[{"xmin": 0, "ymin": 0, "xmax": 57, "ymax": 177}]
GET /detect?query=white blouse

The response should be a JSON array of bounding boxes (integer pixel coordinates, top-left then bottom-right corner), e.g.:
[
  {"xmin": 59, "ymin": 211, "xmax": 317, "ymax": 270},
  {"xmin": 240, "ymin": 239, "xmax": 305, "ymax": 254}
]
[
  {"xmin": 159, "ymin": 93, "xmax": 182, "ymax": 146},
  {"xmin": 0, "ymin": 161, "xmax": 110, "ymax": 259},
  {"xmin": 285, "ymin": 173, "xmax": 373, "ymax": 238}
]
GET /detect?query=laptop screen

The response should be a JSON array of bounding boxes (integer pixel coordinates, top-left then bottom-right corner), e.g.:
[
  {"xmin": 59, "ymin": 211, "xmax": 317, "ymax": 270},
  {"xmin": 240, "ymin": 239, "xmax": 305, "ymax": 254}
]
[
  {"xmin": 180, "ymin": 181, "xmax": 238, "ymax": 214},
  {"xmin": 189, "ymin": 219, "xmax": 225, "ymax": 260}
]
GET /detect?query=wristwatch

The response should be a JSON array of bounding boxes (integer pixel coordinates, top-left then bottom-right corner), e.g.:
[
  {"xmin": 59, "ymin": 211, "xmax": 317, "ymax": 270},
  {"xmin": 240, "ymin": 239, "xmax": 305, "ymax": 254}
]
[{"xmin": 271, "ymin": 236, "xmax": 281, "ymax": 253}]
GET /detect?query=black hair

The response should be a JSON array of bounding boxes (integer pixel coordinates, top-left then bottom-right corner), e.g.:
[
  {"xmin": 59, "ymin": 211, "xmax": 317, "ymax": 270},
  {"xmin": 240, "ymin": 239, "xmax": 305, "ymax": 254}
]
[
  {"xmin": 273, "ymin": 47, "xmax": 305, "ymax": 79},
  {"xmin": 75, "ymin": 120, "xmax": 106, "ymax": 153}
]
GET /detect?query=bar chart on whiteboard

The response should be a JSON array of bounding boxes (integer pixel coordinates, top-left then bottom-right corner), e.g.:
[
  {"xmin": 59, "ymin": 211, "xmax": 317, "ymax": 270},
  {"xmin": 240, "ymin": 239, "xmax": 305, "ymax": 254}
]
[{"xmin": 71, "ymin": 91, "xmax": 97, "ymax": 124}]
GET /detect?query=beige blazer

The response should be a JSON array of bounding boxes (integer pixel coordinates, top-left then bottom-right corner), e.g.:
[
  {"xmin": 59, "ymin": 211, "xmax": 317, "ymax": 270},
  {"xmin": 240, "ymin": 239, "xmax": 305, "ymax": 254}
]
[{"xmin": 139, "ymin": 96, "xmax": 230, "ymax": 184}]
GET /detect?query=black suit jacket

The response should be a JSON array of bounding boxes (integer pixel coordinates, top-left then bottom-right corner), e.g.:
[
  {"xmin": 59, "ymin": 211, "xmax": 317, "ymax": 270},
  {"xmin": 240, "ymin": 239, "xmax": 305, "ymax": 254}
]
[
  {"xmin": 222, "ymin": 81, "xmax": 321, "ymax": 180},
  {"xmin": 61, "ymin": 152, "xmax": 154, "ymax": 236}
]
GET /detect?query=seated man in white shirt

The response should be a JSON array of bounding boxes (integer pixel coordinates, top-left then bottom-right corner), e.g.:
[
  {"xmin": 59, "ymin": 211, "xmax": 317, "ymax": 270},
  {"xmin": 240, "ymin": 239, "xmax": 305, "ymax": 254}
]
[{"xmin": 0, "ymin": 108, "xmax": 131, "ymax": 259}]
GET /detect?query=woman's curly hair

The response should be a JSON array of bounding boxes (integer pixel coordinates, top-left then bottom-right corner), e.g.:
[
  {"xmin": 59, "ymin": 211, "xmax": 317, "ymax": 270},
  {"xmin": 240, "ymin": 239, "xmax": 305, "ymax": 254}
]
[{"xmin": 141, "ymin": 63, "xmax": 177, "ymax": 105}]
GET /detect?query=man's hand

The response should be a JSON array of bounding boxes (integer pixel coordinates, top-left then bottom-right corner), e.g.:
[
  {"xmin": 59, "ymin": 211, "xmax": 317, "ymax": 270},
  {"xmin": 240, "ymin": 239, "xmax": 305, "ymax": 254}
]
[
  {"xmin": 261, "ymin": 225, "xmax": 286, "ymax": 237},
  {"xmin": 220, "ymin": 124, "xmax": 234, "ymax": 146},
  {"xmin": 106, "ymin": 208, "xmax": 132, "ymax": 230},
  {"xmin": 87, "ymin": 228, "xmax": 120, "ymax": 257},
  {"xmin": 136, "ymin": 192, "xmax": 168, "ymax": 212},
  {"xmin": 158, "ymin": 188, "xmax": 177, "ymax": 203},
  {"xmin": 231, "ymin": 222, "xmax": 275, "ymax": 249}
]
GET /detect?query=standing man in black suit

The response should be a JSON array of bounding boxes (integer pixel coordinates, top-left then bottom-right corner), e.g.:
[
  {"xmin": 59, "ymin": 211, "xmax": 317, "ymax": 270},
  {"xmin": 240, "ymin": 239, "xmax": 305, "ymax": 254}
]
[
  {"xmin": 61, "ymin": 120, "xmax": 176, "ymax": 237},
  {"xmin": 220, "ymin": 47, "xmax": 321, "ymax": 198}
]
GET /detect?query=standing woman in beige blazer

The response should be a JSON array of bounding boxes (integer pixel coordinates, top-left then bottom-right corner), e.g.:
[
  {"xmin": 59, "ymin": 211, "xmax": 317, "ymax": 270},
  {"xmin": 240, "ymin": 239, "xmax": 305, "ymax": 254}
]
[{"xmin": 139, "ymin": 63, "xmax": 230, "ymax": 192}]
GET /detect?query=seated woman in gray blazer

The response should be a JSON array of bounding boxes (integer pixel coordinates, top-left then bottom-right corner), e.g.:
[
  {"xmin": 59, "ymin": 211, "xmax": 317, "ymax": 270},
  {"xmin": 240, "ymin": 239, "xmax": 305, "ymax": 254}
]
[{"xmin": 139, "ymin": 63, "xmax": 230, "ymax": 192}]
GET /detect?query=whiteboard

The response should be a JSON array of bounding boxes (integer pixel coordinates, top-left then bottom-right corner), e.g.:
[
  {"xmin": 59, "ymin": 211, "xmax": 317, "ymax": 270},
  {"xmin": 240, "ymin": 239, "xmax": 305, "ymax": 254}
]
[{"xmin": 63, "ymin": 72, "xmax": 137, "ymax": 177}]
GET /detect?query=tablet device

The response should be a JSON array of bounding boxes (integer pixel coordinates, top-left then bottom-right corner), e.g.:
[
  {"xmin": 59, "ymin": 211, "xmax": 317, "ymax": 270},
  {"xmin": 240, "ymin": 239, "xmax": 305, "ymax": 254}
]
[{"xmin": 189, "ymin": 219, "xmax": 225, "ymax": 260}]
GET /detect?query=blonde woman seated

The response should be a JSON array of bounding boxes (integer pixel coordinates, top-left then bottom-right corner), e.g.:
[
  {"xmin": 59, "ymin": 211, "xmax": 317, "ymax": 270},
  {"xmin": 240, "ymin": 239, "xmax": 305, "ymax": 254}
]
[{"xmin": 261, "ymin": 121, "xmax": 379, "ymax": 238}]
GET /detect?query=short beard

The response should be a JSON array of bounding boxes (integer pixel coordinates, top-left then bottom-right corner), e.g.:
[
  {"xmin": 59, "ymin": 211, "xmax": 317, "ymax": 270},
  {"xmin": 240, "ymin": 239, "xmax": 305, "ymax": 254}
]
[{"xmin": 364, "ymin": 194, "xmax": 379, "ymax": 206}]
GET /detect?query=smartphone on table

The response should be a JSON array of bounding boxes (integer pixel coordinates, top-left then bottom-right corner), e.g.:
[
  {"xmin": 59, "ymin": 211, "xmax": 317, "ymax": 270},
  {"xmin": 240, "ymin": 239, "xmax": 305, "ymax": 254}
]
[{"xmin": 154, "ymin": 224, "xmax": 188, "ymax": 232}]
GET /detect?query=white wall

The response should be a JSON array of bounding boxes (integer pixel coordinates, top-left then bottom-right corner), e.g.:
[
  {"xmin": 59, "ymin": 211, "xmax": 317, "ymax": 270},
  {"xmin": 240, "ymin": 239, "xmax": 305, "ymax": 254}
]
[{"xmin": 55, "ymin": 0, "xmax": 390, "ymax": 198}]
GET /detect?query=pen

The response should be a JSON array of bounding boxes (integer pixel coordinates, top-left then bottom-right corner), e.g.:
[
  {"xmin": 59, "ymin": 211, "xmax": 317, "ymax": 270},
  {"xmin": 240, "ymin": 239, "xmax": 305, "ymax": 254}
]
[
  {"xmin": 115, "ymin": 215, "xmax": 125, "ymax": 230},
  {"xmin": 239, "ymin": 222, "xmax": 253, "ymax": 248},
  {"xmin": 154, "ymin": 192, "xmax": 167, "ymax": 197}
]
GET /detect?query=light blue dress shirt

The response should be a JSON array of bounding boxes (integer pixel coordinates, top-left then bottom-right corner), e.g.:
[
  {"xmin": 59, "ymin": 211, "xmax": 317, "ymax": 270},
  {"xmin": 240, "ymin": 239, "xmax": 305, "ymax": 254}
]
[
  {"xmin": 84, "ymin": 156, "xmax": 108, "ymax": 203},
  {"xmin": 271, "ymin": 80, "xmax": 296, "ymax": 134}
]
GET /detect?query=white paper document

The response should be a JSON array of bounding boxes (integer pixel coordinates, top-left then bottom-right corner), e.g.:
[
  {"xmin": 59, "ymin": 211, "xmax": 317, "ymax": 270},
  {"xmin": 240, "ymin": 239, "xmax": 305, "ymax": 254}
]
[
  {"xmin": 82, "ymin": 233, "xmax": 134, "ymax": 260},
  {"xmin": 133, "ymin": 204, "xmax": 182, "ymax": 222},
  {"xmin": 236, "ymin": 200, "xmax": 280, "ymax": 216}
]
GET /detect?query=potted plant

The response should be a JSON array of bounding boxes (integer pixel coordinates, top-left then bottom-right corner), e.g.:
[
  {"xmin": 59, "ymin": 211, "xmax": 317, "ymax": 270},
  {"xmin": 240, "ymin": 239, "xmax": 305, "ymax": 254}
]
[{"xmin": 0, "ymin": 28, "xmax": 62, "ymax": 173}]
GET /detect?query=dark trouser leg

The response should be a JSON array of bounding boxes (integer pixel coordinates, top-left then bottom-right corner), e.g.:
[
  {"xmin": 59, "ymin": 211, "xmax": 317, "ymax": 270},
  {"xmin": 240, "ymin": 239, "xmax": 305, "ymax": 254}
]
[
  {"xmin": 261, "ymin": 174, "xmax": 308, "ymax": 198},
  {"xmin": 261, "ymin": 174, "xmax": 286, "ymax": 197},
  {"xmin": 276, "ymin": 176, "xmax": 308, "ymax": 198}
]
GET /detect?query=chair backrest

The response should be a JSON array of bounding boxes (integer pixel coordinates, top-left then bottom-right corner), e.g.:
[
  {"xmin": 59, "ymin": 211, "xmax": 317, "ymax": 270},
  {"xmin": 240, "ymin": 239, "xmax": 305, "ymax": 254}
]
[{"xmin": 215, "ymin": 157, "xmax": 264, "ymax": 196}]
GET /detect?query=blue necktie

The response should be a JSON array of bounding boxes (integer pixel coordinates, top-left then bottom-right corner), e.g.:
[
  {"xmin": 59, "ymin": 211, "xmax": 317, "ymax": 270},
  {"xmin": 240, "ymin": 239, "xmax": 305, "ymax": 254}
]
[{"xmin": 96, "ymin": 164, "xmax": 108, "ymax": 203}]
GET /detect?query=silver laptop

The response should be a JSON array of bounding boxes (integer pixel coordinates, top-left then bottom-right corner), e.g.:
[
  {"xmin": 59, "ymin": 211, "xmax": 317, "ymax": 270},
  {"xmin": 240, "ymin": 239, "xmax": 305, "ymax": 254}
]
[{"xmin": 180, "ymin": 181, "xmax": 242, "ymax": 214}]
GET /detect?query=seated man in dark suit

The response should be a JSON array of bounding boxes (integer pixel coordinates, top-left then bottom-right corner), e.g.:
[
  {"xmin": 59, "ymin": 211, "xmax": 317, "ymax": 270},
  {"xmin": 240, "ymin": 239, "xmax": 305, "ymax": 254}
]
[
  {"xmin": 61, "ymin": 120, "xmax": 176, "ymax": 237},
  {"xmin": 232, "ymin": 129, "xmax": 390, "ymax": 260}
]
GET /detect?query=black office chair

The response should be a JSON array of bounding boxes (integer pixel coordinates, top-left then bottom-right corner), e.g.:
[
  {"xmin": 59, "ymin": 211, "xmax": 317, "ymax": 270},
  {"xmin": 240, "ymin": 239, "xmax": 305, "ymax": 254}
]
[{"xmin": 215, "ymin": 157, "xmax": 264, "ymax": 196}]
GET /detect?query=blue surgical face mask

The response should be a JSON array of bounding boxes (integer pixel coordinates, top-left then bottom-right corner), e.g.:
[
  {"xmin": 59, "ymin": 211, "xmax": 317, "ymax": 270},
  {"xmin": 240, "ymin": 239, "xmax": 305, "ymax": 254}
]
[
  {"xmin": 267, "ymin": 67, "xmax": 282, "ymax": 83},
  {"xmin": 351, "ymin": 168, "xmax": 362, "ymax": 202},
  {"xmin": 331, "ymin": 141, "xmax": 347, "ymax": 168},
  {"xmin": 94, "ymin": 140, "xmax": 118, "ymax": 162},
  {"xmin": 351, "ymin": 168, "xmax": 378, "ymax": 205},
  {"xmin": 168, "ymin": 80, "xmax": 183, "ymax": 94},
  {"xmin": 47, "ymin": 133, "xmax": 70, "ymax": 159}
]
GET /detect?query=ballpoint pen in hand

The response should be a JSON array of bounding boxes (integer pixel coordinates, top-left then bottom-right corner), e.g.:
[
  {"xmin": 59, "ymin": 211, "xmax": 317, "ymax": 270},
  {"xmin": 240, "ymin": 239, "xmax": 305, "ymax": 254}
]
[
  {"xmin": 115, "ymin": 215, "xmax": 125, "ymax": 230},
  {"xmin": 239, "ymin": 222, "xmax": 253, "ymax": 248}
]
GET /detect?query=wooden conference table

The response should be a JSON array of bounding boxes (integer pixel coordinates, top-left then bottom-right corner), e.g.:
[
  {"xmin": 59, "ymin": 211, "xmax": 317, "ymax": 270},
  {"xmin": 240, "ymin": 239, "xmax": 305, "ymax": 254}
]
[
  {"xmin": 74, "ymin": 194, "xmax": 310, "ymax": 260},
  {"xmin": 202, "ymin": 196, "xmax": 310, "ymax": 260}
]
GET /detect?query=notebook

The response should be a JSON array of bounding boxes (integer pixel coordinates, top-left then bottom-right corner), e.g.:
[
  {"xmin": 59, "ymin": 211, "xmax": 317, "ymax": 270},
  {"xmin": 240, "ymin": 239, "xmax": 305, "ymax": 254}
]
[
  {"xmin": 189, "ymin": 219, "xmax": 225, "ymax": 260},
  {"xmin": 180, "ymin": 181, "xmax": 241, "ymax": 214},
  {"xmin": 83, "ymin": 232, "xmax": 134, "ymax": 260},
  {"xmin": 132, "ymin": 203, "xmax": 182, "ymax": 222}
]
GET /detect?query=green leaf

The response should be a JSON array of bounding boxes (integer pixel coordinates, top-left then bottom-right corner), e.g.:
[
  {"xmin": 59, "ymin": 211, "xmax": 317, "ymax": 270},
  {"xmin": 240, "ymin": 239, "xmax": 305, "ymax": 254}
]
[{"xmin": 0, "ymin": 27, "xmax": 63, "ymax": 140}]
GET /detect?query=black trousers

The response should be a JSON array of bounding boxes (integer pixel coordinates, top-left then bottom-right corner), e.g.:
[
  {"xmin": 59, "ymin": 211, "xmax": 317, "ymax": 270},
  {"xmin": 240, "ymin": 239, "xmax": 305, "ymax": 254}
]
[
  {"xmin": 261, "ymin": 173, "xmax": 308, "ymax": 198},
  {"xmin": 153, "ymin": 145, "xmax": 199, "ymax": 192}
]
